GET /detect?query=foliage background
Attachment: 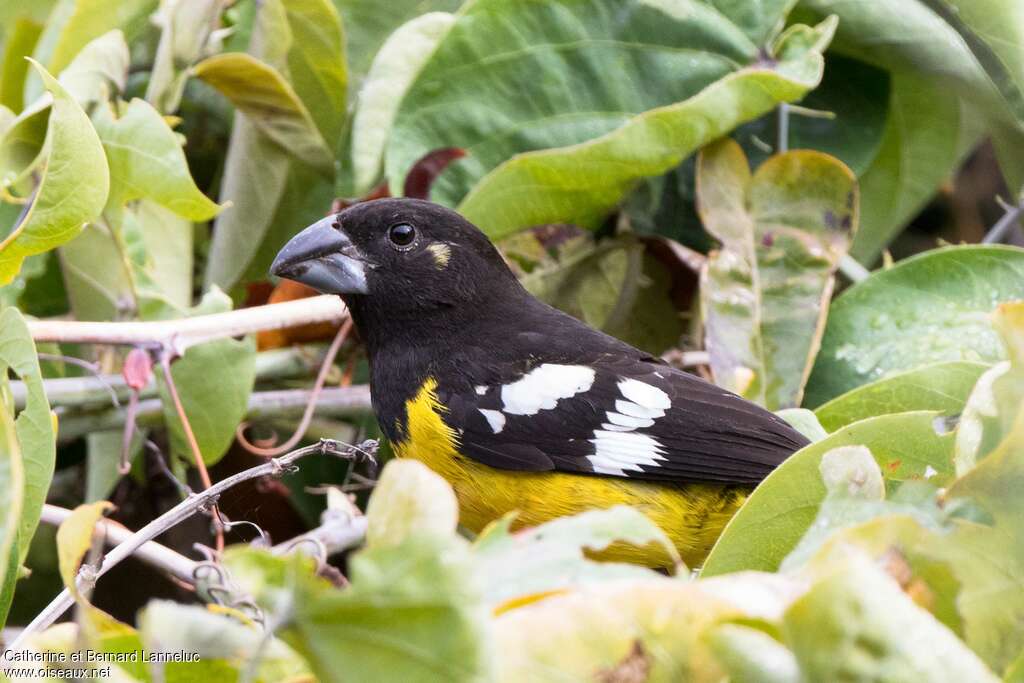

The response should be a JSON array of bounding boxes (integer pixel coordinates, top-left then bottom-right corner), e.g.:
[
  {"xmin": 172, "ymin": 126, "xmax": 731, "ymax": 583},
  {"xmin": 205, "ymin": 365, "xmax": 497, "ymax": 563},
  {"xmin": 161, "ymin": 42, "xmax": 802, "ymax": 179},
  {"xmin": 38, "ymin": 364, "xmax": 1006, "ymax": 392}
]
[{"xmin": 0, "ymin": 0, "xmax": 1023, "ymax": 680}]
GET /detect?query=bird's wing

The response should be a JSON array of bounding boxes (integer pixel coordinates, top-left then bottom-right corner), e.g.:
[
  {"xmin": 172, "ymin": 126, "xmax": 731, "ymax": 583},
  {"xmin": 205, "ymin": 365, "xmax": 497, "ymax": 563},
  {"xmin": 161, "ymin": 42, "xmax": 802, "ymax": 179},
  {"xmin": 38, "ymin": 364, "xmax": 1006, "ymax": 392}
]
[{"xmin": 439, "ymin": 358, "xmax": 809, "ymax": 485}]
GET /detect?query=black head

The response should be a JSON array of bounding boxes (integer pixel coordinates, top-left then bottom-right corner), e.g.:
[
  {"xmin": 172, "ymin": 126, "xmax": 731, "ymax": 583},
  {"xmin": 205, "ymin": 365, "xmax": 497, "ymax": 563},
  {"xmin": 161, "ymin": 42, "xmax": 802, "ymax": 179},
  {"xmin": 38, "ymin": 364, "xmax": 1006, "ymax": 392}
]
[{"xmin": 270, "ymin": 198, "xmax": 521, "ymax": 317}]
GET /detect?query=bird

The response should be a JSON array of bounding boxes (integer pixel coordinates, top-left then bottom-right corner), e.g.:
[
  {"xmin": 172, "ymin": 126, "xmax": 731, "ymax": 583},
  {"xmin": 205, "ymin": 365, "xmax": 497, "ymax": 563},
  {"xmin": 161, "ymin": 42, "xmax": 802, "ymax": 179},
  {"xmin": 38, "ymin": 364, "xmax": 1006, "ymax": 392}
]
[{"xmin": 270, "ymin": 198, "xmax": 808, "ymax": 567}]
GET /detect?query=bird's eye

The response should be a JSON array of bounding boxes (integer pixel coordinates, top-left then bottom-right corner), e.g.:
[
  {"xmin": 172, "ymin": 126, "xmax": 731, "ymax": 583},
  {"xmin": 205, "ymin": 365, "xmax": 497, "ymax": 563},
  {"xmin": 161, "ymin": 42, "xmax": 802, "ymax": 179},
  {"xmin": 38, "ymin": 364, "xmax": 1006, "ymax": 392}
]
[{"xmin": 388, "ymin": 223, "xmax": 416, "ymax": 248}]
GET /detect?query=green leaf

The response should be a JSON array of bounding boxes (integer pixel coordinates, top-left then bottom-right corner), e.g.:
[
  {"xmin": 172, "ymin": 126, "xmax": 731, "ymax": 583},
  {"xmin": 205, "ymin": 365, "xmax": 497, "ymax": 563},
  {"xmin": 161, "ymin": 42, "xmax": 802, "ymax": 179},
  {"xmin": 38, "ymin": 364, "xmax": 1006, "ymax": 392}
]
[
  {"xmin": 777, "ymin": 408, "xmax": 828, "ymax": 442},
  {"xmin": 0, "ymin": 382, "xmax": 24, "ymax": 629},
  {"xmin": 0, "ymin": 307, "xmax": 54, "ymax": 568},
  {"xmin": 55, "ymin": 501, "xmax": 112, "ymax": 603},
  {"xmin": 280, "ymin": 0, "xmax": 348, "ymax": 147},
  {"xmin": 852, "ymin": 72, "xmax": 982, "ymax": 262},
  {"xmin": 92, "ymin": 98, "xmax": 221, "ymax": 220},
  {"xmin": 193, "ymin": 52, "xmax": 334, "ymax": 174},
  {"xmin": 55, "ymin": 28, "xmax": 128, "ymax": 107},
  {"xmin": 518, "ymin": 234, "xmax": 685, "ymax": 355},
  {"xmin": 348, "ymin": 11, "xmax": 454, "ymax": 195},
  {"xmin": 473, "ymin": 506, "xmax": 675, "ymax": 609},
  {"xmin": 156, "ymin": 291, "xmax": 256, "ymax": 466},
  {"xmin": 384, "ymin": 0, "xmax": 832, "ymax": 237},
  {"xmin": 707, "ymin": 624, "xmax": 800, "ymax": 683},
  {"xmin": 364, "ymin": 459, "xmax": 459, "ymax": 549},
  {"xmin": 335, "ymin": 0, "xmax": 463, "ymax": 89},
  {"xmin": 701, "ymin": 411, "xmax": 954, "ymax": 577},
  {"xmin": 0, "ymin": 18, "xmax": 43, "ymax": 112},
  {"xmin": 0, "ymin": 61, "xmax": 109, "ymax": 285},
  {"xmin": 804, "ymin": 246, "xmax": 1024, "ymax": 407},
  {"xmin": 783, "ymin": 553, "xmax": 998, "ymax": 682},
  {"xmin": 286, "ymin": 538, "xmax": 490, "ymax": 683},
  {"xmin": 145, "ymin": 0, "xmax": 226, "ymax": 114},
  {"xmin": 698, "ymin": 139, "xmax": 856, "ymax": 409},
  {"xmin": 795, "ymin": 0, "xmax": 1024, "ymax": 127},
  {"xmin": 815, "ymin": 361, "xmax": 990, "ymax": 432},
  {"xmin": 27, "ymin": 0, "xmax": 155, "ymax": 102},
  {"xmin": 139, "ymin": 601, "xmax": 314, "ymax": 682}
]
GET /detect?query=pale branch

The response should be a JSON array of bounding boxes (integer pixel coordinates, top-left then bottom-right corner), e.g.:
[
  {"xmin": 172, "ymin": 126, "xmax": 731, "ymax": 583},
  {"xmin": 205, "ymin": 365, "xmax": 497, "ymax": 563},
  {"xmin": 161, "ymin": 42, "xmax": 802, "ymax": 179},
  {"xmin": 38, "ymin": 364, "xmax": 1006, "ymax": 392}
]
[
  {"xmin": 56, "ymin": 386, "xmax": 373, "ymax": 442},
  {"xmin": 10, "ymin": 345, "xmax": 328, "ymax": 411},
  {"xmin": 37, "ymin": 498, "xmax": 368, "ymax": 589},
  {"xmin": 26, "ymin": 295, "xmax": 348, "ymax": 355},
  {"xmin": 8, "ymin": 439, "xmax": 367, "ymax": 651},
  {"xmin": 660, "ymin": 349, "xmax": 711, "ymax": 368}
]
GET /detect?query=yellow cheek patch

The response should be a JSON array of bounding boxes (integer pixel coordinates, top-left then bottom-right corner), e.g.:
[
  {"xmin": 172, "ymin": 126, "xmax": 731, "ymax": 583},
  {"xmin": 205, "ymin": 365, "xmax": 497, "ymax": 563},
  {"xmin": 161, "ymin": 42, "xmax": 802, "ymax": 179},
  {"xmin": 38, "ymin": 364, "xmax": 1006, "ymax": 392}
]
[{"xmin": 427, "ymin": 243, "xmax": 452, "ymax": 268}]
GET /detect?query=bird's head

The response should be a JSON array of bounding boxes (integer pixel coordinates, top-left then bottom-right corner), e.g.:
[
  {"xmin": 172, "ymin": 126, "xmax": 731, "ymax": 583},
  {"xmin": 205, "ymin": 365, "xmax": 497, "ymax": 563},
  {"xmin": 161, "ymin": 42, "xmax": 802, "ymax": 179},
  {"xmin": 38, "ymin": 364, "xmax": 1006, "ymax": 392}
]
[{"xmin": 270, "ymin": 198, "xmax": 519, "ymax": 316}]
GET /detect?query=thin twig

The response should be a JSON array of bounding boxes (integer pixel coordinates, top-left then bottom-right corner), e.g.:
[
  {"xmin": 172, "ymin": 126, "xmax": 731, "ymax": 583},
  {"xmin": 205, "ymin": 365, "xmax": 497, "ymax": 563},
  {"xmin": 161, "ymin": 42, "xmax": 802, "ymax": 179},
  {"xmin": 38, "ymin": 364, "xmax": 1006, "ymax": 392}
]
[
  {"xmin": 26, "ymin": 295, "xmax": 348, "ymax": 355},
  {"xmin": 660, "ymin": 349, "xmax": 711, "ymax": 368},
  {"xmin": 8, "ymin": 439, "xmax": 363, "ymax": 650},
  {"xmin": 36, "ymin": 353, "xmax": 121, "ymax": 409},
  {"xmin": 236, "ymin": 318, "xmax": 353, "ymax": 457},
  {"xmin": 158, "ymin": 349, "xmax": 223, "ymax": 552},
  {"xmin": 982, "ymin": 198, "xmax": 1024, "ymax": 244}
]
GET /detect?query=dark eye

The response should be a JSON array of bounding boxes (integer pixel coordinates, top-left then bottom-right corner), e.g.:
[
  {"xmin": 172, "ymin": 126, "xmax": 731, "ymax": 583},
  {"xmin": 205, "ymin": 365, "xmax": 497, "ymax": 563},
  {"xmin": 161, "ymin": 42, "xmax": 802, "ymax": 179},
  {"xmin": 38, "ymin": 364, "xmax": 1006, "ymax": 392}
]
[{"xmin": 388, "ymin": 223, "xmax": 416, "ymax": 247}]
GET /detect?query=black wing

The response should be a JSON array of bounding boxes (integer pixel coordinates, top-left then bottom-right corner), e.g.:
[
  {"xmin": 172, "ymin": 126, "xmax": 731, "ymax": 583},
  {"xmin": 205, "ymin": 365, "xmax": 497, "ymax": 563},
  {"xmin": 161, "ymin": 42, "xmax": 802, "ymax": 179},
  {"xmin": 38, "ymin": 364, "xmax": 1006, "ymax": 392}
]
[{"xmin": 439, "ymin": 357, "xmax": 808, "ymax": 485}]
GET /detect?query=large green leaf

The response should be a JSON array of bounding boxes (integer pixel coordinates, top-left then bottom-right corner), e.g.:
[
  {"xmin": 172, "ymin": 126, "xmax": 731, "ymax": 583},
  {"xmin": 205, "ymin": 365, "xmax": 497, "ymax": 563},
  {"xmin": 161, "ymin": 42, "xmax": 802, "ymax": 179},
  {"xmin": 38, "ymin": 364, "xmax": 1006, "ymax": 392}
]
[
  {"xmin": 852, "ymin": 72, "xmax": 982, "ymax": 262},
  {"xmin": 0, "ymin": 381, "xmax": 24, "ymax": 630},
  {"xmin": 384, "ymin": 0, "xmax": 832, "ymax": 238},
  {"xmin": 26, "ymin": 0, "xmax": 155, "ymax": 102},
  {"xmin": 0, "ymin": 307, "xmax": 55, "ymax": 567},
  {"xmin": 698, "ymin": 139, "xmax": 855, "ymax": 409},
  {"xmin": 815, "ymin": 361, "xmax": 990, "ymax": 432},
  {"xmin": 334, "ymin": 0, "xmax": 463, "ymax": 89},
  {"xmin": 91, "ymin": 98, "xmax": 221, "ymax": 219},
  {"xmin": 701, "ymin": 411, "xmax": 954, "ymax": 577},
  {"xmin": 804, "ymin": 245, "xmax": 1024, "ymax": 407},
  {"xmin": 795, "ymin": 0, "xmax": 1024, "ymax": 127},
  {"xmin": 0, "ymin": 17, "xmax": 43, "ymax": 112},
  {"xmin": 0, "ymin": 62, "xmax": 109, "ymax": 285},
  {"xmin": 347, "ymin": 11, "xmax": 455, "ymax": 195},
  {"xmin": 156, "ymin": 291, "xmax": 256, "ymax": 466}
]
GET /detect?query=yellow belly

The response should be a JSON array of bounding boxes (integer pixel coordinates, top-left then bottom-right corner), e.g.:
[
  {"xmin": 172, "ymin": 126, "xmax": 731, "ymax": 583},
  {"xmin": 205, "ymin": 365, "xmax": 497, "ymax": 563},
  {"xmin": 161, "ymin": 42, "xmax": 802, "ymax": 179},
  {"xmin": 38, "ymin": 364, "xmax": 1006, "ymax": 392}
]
[{"xmin": 394, "ymin": 379, "xmax": 747, "ymax": 568}]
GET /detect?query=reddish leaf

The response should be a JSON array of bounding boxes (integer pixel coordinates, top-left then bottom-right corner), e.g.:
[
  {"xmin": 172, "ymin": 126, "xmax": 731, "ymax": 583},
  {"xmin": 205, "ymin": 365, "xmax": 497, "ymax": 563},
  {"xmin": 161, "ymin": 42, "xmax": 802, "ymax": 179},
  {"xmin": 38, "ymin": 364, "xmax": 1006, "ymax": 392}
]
[{"xmin": 403, "ymin": 147, "xmax": 466, "ymax": 199}]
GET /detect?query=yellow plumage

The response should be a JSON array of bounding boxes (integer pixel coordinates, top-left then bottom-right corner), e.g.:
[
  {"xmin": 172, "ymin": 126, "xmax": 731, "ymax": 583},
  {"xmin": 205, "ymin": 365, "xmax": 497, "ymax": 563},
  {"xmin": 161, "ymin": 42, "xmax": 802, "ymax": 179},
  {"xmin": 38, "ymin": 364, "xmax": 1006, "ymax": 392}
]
[{"xmin": 393, "ymin": 378, "xmax": 747, "ymax": 568}]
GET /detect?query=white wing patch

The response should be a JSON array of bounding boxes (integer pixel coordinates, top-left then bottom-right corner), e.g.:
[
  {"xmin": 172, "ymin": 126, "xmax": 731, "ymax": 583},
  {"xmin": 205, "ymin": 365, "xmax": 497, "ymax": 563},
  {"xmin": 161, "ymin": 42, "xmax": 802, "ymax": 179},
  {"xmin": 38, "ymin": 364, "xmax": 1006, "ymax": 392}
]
[
  {"xmin": 588, "ymin": 378, "xmax": 672, "ymax": 474},
  {"xmin": 588, "ymin": 430, "xmax": 667, "ymax": 475},
  {"xmin": 500, "ymin": 364, "xmax": 596, "ymax": 416},
  {"xmin": 479, "ymin": 409, "xmax": 506, "ymax": 434}
]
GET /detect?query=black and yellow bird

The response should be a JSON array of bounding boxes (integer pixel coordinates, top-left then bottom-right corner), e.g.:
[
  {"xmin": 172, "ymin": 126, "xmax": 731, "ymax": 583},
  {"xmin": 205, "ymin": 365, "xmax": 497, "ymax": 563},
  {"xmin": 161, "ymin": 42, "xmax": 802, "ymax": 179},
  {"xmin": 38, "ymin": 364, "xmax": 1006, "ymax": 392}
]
[{"xmin": 271, "ymin": 198, "xmax": 808, "ymax": 566}]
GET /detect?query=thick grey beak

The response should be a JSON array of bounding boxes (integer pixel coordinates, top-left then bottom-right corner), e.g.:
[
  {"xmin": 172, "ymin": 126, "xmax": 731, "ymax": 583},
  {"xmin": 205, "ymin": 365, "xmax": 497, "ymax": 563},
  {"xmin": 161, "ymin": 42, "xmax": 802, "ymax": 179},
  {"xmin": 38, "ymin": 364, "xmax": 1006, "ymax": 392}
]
[{"xmin": 270, "ymin": 216, "xmax": 369, "ymax": 294}]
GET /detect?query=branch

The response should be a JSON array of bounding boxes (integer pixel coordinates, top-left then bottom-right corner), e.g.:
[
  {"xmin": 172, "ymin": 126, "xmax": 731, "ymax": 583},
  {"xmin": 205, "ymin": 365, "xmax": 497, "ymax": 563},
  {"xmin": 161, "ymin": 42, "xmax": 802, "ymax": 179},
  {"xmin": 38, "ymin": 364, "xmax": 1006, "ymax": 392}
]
[
  {"xmin": 56, "ymin": 385, "xmax": 372, "ymax": 442},
  {"xmin": 838, "ymin": 253, "xmax": 870, "ymax": 283},
  {"xmin": 10, "ymin": 345, "xmax": 328, "ymax": 411},
  {"xmin": 26, "ymin": 295, "xmax": 347, "ymax": 355},
  {"xmin": 8, "ymin": 439, "xmax": 366, "ymax": 650}
]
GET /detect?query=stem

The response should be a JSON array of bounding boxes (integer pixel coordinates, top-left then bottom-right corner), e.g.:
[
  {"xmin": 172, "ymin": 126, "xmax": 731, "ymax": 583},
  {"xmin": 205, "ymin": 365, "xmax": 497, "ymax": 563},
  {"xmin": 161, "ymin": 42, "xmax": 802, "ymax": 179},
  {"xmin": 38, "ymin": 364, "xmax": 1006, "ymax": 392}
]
[
  {"xmin": 777, "ymin": 103, "xmax": 790, "ymax": 154},
  {"xmin": 838, "ymin": 253, "xmax": 871, "ymax": 283},
  {"xmin": 8, "ymin": 439, "xmax": 361, "ymax": 650},
  {"xmin": 26, "ymin": 295, "xmax": 348, "ymax": 355},
  {"xmin": 982, "ymin": 199, "xmax": 1024, "ymax": 244},
  {"xmin": 159, "ymin": 350, "xmax": 222, "ymax": 551}
]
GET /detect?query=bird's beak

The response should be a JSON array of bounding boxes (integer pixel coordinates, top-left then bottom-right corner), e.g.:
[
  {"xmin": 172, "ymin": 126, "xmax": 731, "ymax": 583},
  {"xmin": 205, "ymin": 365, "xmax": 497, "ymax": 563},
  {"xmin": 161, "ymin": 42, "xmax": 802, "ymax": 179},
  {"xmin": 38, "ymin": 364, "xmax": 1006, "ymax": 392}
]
[{"xmin": 270, "ymin": 216, "xmax": 369, "ymax": 294}]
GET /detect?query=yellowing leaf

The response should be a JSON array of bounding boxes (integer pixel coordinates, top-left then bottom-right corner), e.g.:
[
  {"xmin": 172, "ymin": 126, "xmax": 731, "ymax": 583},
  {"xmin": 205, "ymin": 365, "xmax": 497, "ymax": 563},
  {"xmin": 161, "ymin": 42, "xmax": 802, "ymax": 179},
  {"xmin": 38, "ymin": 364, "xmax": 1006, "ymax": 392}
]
[
  {"xmin": 364, "ymin": 459, "xmax": 458, "ymax": 549},
  {"xmin": 698, "ymin": 138, "xmax": 857, "ymax": 410},
  {"xmin": 193, "ymin": 52, "xmax": 333, "ymax": 174},
  {"xmin": 56, "ymin": 501, "xmax": 113, "ymax": 603},
  {"xmin": 0, "ymin": 61, "xmax": 109, "ymax": 285}
]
